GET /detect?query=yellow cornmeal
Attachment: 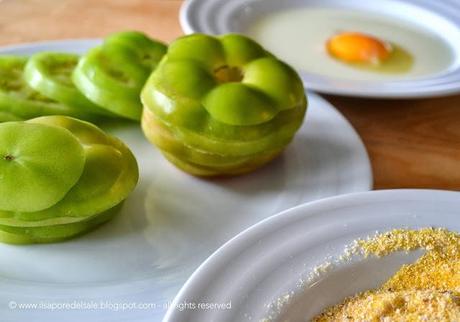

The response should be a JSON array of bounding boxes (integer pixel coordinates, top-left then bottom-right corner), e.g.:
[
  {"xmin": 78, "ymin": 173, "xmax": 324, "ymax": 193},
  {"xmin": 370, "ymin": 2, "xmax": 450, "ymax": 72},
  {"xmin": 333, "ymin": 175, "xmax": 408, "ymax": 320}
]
[
  {"xmin": 314, "ymin": 290, "xmax": 460, "ymax": 321},
  {"xmin": 313, "ymin": 228, "xmax": 460, "ymax": 321}
]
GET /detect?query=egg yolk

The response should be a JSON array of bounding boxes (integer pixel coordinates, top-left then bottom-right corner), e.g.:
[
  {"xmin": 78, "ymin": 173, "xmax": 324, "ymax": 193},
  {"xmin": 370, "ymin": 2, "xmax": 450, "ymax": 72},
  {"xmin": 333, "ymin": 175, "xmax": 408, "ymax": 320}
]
[{"xmin": 326, "ymin": 32, "xmax": 392, "ymax": 64}]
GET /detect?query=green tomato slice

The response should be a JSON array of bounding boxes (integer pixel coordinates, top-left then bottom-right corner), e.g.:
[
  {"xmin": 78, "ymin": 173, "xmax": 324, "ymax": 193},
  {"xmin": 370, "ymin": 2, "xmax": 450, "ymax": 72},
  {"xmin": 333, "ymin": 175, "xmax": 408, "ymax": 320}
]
[
  {"xmin": 142, "ymin": 105, "xmax": 303, "ymax": 156},
  {"xmin": 142, "ymin": 109, "xmax": 284, "ymax": 167},
  {"xmin": 220, "ymin": 33, "xmax": 268, "ymax": 66},
  {"xmin": 141, "ymin": 33, "xmax": 307, "ymax": 176},
  {"xmin": 167, "ymin": 34, "xmax": 225, "ymax": 71},
  {"xmin": 0, "ymin": 111, "xmax": 23, "ymax": 122},
  {"xmin": 142, "ymin": 85, "xmax": 307, "ymax": 143},
  {"xmin": 28, "ymin": 114, "xmax": 110, "ymax": 145},
  {"xmin": 0, "ymin": 121, "xmax": 85, "ymax": 212},
  {"xmin": 202, "ymin": 83, "xmax": 278, "ymax": 126},
  {"xmin": 0, "ymin": 203, "xmax": 121, "ymax": 244},
  {"xmin": 243, "ymin": 57, "xmax": 305, "ymax": 110},
  {"xmin": 161, "ymin": 150, "xmax": 282, "ymax": 177},
  {"xmin": 73, "ymin": 46, "xmax": 143, "ymax": 120},
  {"xmin": 73, "ymin": 31, "xmax": 167, "ymax": 120},
  {"xmin": 55, "ymin": 144, "xmax": 126, "ymax": 215},
  {"xmin": 0, "ymin": 56, "xmax": 97, "ymax": 120},
  {"xmin": 0, "ymin": 116, "xmax": 138, "ymax": 224},
  {"xmin": 141, "ymin": 33, "xmax": 307, "ymax": 133},
  {"xmin": 104, "ymin": 31, "xmax": 167, "ymax": 71},
  {"xmin": 24, "ymin": 52, "xmax": 112, "ymax": 117},
  {"xmin": 27, "ymin": 116, "xmax": 138, "ymax": 219}
]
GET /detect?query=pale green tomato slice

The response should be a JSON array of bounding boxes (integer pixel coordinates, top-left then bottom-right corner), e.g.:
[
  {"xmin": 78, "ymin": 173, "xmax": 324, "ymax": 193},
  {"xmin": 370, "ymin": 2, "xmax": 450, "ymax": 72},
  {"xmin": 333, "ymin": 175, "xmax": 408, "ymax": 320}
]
[
  {"xmin": 142, "ymin": 105, "xmax": 301, "ymax": 157},
  {"xmin": 0, "ymin": 203, "xmax": 121, "ymax": 244},
  {"xmin": 161, "ymin": 150, "xmax": 282, "ymax": 177},
  {"xmin": 0, "ymin": 56, "xmax": 97, "ymax": 120},
  {"xmin": 27, "ymin": 116, "xmax": 138, "ymax": 219},
  {"xmin": 73, "ymin": 46, "xmax": 144, "ymax": 120},
  {"xmin": 0, "ymin": 121, "xmax": 85, "ymax": 212},
  {"xmin": 219, "ymin": 33, "xmax": 268, "ymax": 66},
  {"xmin": 73, "ymin": 31, "xmax": 167, "ymax": 120},
  {"xmin": 0, "ymin": 116, "xmax": 138, "ymax": 224},
  {"xmin": 143, "ymin": 69, "xmax": 307, "ymax": 141},
  {"xmin": 202, "ymin": 83, "xmax": 278, "ymax": 126},
  {"xmin": 142, "ymin": 88, "xmax": 307, "ymax": 154},
  {"xmin": 28, "ymin": 115, "xmax": 111, "ymax": 145},
  {"xmin": 0, "ymin": 111, "xmax": 23, "ymax": 122},
  {"xmin": 142, "ymin": 111, "xmax": 284, "ymax": 167},
  {"xmin": 167, "ymin": 34, "xmax": 225, "ymax": 71},
  {"xmin": 243, "ymin": 57, "xmax": 305, "ymax": 110},
  {"xmin": 24, "ymin": 52, "xmax": 113, "ymax": 117},
  {"xmin": 60, "ymin": 144, "xmax": 125, "ymax": 207},
  {"xmin": 104, "ymin": 31, "xmax": 167, "ymax": 71}
]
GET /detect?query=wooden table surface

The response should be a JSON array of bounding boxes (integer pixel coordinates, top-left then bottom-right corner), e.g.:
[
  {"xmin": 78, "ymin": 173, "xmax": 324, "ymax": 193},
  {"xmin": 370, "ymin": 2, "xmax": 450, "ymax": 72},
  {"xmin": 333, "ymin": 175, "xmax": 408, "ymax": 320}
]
[{"xmin": 1, "ymin": 0, "xmax": 459, "ymax": 190}]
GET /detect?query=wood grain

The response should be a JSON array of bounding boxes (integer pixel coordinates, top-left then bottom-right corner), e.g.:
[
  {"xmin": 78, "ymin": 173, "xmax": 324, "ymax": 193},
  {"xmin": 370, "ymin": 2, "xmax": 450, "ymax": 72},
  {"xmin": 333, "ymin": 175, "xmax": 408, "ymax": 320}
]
[
  {"xmin": 0, "ymin": 0, "xmax": 183, "ymax": 44},
  {"xmin": 1, "ymin": 0, "xmax": 459, "ymax": 190},
  {"xmin": 326, "ymin": 95, "xmax": 460, "ymax": 189}
]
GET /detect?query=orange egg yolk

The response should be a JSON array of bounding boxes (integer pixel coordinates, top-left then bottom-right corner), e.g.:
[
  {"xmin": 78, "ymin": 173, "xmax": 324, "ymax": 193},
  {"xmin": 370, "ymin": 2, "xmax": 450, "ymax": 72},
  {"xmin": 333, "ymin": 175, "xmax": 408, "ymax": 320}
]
[{"xmin": 326, "ymin": 32, "xmax": 392, "ymax": 64}]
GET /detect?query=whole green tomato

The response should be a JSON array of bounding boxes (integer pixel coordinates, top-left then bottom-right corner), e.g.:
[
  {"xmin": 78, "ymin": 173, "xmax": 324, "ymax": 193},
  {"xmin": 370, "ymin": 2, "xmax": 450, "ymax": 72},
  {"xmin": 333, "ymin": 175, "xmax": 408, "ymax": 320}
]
[{"xmin": 141, "ymin": 33, "xmax": 307, "ymax": 176}]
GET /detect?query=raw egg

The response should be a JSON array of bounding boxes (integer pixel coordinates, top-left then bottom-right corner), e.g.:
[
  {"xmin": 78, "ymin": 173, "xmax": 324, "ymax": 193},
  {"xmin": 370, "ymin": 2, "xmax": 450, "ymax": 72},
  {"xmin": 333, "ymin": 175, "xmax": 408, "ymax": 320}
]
[
  {"xmin": 326, "ymin": 32, "xmax": 391, "ymax": 64},
  {"xmin": 326, "ymin": 31, "xmax": 413, "ymax": 74}
]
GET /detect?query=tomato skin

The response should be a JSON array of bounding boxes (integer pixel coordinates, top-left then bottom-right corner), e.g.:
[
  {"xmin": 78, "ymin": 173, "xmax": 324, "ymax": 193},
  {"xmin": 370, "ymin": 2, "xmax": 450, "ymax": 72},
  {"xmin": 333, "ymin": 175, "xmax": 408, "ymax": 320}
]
[{"xmin": 73, "ymin": 31, "xmax": 167, "ymax": 121}]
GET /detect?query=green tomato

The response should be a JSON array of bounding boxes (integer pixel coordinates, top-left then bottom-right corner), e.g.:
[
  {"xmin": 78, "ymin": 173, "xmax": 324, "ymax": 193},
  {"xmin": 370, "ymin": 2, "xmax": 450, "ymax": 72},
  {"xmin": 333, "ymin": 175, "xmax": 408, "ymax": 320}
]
[
  {"xmin": 141, "ymin": 33, "xmax": 307, "ymax": 176},
  {"xmin": 142, "ymin": 104, "xmax": 302, "ymax": 157},
  {"xmin": 0, "ymin": 121, "xmax": 85, "ymax": 212},
  {"xmin": 142, "ymin": 81, "xmax": 306, "ymax": 143},
  {"xmin": 141, "ymin": 108, "xmax": 285, "ymax": 172},
  {"xmin": 0, "ymin": 56, "xmax": 97, "ymax": 120},
  {"xmin": 73, "ymin": 31, "xmax": 167, "ymax": 120},
  {"xmin": 146, "ymin": 33, "xmax": 304, "ymax": 125},
  {"xmin": 0, "ymin": 116, "xmax": 139, "ymax": 244},
  {"xmin": 24, "ymin": 52, "xmax": 112, "ymax": 117}
]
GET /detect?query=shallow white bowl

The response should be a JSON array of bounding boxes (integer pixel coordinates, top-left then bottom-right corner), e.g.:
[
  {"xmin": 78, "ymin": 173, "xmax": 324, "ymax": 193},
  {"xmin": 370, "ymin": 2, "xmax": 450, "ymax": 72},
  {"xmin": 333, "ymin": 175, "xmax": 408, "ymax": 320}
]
[
  {"xmin": 181, "ymin": 0, "xmax": 460, "ymax": 98},
  {"xmin": 164, "ymin": 189, "xmax": 460, "ymax": 322}
]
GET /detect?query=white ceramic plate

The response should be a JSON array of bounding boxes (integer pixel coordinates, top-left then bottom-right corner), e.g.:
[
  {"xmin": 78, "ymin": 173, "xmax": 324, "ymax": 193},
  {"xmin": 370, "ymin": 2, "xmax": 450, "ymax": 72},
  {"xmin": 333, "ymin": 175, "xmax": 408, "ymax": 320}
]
[
  {"xmin": 164, "ymin": 189, "xmax": 460, "ymax": 322},
  {"xmin": 180, "ymin": 0, "xmax": 460, "ymax": 98},
  {"xmin": 0, "ymin": 40, "xmax": 371, "ymax": 322}
]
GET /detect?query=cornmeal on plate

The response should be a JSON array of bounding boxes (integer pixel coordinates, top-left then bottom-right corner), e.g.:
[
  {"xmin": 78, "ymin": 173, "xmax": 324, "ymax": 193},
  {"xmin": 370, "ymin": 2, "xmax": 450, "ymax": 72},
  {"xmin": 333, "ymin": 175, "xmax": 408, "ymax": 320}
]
[{"xmin": 313, "ymin": 228, "xmax": 460, "ymax": 321}]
